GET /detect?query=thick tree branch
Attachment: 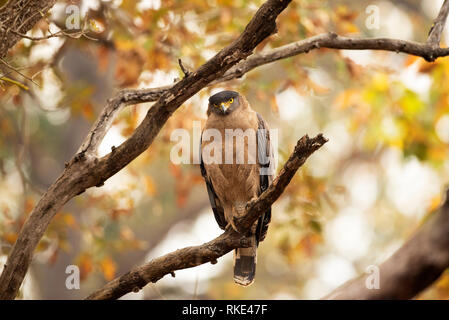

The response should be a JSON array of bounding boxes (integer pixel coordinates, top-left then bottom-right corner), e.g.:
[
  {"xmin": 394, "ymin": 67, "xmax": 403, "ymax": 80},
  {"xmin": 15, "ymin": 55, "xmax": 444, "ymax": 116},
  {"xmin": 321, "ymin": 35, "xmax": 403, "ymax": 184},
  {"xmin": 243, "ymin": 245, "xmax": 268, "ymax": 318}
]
[
  {"xmin": 324, "ymin": 189, "xmax": 449, "ymax": 300},
  {"xmin": 0, "ymin": 0, "xmax": 293, "ymax": 300},
  {"xmin": 0, "ymin": 0, "xmax": 57, "ymax": 58},
  {"xmin": 86, "ymin": 230, "xmax": 248, "ymax": 300},
  {"xmin": 86, "ymin": 134, "xmax": 328, "ymax": 300}
]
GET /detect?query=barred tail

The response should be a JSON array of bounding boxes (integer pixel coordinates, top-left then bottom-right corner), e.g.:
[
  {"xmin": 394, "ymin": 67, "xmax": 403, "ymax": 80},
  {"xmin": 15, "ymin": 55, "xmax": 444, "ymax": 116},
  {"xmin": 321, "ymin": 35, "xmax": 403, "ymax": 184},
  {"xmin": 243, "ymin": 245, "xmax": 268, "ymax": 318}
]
[{"xmin": 233, "ymin": 235, "xmax": 257, "ymax": 286}]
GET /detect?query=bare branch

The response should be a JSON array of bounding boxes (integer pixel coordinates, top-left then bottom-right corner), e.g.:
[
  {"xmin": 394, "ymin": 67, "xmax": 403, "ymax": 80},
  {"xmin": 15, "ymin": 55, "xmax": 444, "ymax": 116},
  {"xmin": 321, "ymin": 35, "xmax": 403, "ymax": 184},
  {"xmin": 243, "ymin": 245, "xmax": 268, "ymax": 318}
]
[
  {"xmin": 427, "ymin": 0, "xmax": 449, "ymax": 46},
  {"xmin": 224, "ymin": 32, "xmax": 449, "ymax": 80},
  {"xmin": 9, "ymin": 28, "xmax": 91, "ymax": 41},
  {"xmin": 324, "ymin": 189, "xmax": 449, "ymax": 300},
  {"xmin": 0, "ymin": 57, "xmax": 39, "ymax": 87},
  {"xmin": 178, "ymin": 58, "xmax": 192, "ymax": 78},
  {"xmin": 85, "ymin": 133, "xmax": 328, "ymax": 300},
  {"xmin": 86, "ymin": 231, "xmax": 248, "ymax": 300},
  {"xmin": 77, "ymin": 86, "xmax": 171, "ymax": 156},
  {"xmin": 79, "ymin": 28, "xmax": 449, "ymax": 157}
]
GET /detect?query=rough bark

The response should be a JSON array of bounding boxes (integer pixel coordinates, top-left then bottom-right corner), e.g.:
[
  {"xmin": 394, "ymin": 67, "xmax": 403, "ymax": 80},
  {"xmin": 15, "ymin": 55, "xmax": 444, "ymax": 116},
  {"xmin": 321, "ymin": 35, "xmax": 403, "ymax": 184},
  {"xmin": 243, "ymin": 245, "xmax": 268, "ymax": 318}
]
[
  {"xmin": 427, "ymin": 0, "xmax": 449, "ymax": 46},
  {"xmin": 0, "ymin": 0, "xmax": 57, "ymax": 58}
]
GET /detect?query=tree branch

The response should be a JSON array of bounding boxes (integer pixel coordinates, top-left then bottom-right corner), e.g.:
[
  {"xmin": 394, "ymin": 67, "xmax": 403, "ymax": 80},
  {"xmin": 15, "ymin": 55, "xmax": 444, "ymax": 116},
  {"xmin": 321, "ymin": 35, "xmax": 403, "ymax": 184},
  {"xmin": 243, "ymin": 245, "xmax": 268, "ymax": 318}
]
[
  {"xmin": 0, "ymin": 0, "xmax": 293, "ymax": 300},
  {"xmin": 234, "ymin": 134, "xmax": 328, "ymax": 232},
  {"xmin": 85, "ymin": 134, "xmax": 328, "ymax": 300},
  {"xmin": 0, "ymin": 0, "xmax": 57, "ymax": 58},
  {"xmin": 225, "ymin": 32, "xmax": 449, "ymax": 72},
  {"xmin": 427, "ymin": 0, "xmax": 449, "ymax": 46},
  {"xmin": 178, "ymin": 58, "xmax": 192, "ymax": 78},
  {"xmin": 9, "ymin": 27, "xmax": 91, "ymax": 41},
  {"xmin": 86, "ymin": 230, "xmax": 248, "ymax": 300},
  {"xmin": 78, "ymin": 28, "xmax": 449, "ymax": 158},
  {"xmin": 324, "ymin": 189, "xmax": 449, "ymax": 300}
]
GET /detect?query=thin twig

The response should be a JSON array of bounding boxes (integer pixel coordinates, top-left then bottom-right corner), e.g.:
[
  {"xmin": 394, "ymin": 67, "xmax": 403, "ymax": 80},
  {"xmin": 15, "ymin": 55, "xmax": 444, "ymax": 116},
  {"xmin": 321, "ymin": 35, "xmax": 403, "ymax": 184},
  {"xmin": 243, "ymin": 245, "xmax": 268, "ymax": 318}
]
[
  {"xmin": 178, "ymin": 58, "xmax": 192, "ymax": 77},
  {"xmin": 0, "ymin": 57, "xmax": 39, "ymax": 87},
  {"xmin": 9, "ymin": 28, "xmax": 89, "ymax": 41}
]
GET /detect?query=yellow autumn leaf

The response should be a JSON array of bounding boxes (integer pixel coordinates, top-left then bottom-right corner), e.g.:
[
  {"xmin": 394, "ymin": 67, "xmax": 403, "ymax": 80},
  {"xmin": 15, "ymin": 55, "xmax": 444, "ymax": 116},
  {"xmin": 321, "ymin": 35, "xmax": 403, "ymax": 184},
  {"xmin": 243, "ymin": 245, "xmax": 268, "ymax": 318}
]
[
  {"xmin": 89, "ymin": 19, "xmax": 104, "ymax": 33},
  {"xmin": 81, "ymin": 102, "xmax": 95, "ymax": 121},
  {"xmin": 301, "ymin": 17, "xmax": 317, "ymax": 33},
  {"xmin": 144, "ymin": 175, "xmax": 157, "ymax": 196},
  {"xmin": 428, "ymin": 145, "xmax": 448, "ymax": 162},
  {"xmin": 341, "ymin": 21, "xmax": 359, "ymax": 34},
  {"xmin": 372, "ymin": 73, "xmax": 389, "ymax": 92},
  {"xmin": 306, "ymin": 78, "xmax": 330, "ymax": 94},
  {"xmin": 100, "ymin": 257, "xmax": 117, "ymax": 281},
  {"xmin": 428, "ymin": 194, "xmax": 442, "ymax": 212},
  {"xmin": 25, "ymin": 197, "xmax": 35, "ymax": 215},
  {"xmin": 115, "ymin": 39, "xmax": 137, "ymax": 51},
  {"xmin": 120, "ymin": 226, "xmax": 135, "ymax": 241},
  {"xmin": 63, "ymin": 213, "xmax": 77, "ymax": 228},
  {"xmin": 78, "ymin": 253, "xmax": 93, "ymax": 280},
  {"xmin": 3, "ymin": 232, "xmax": 18, "ymax": 244},
  {"xmin": 334, "ymin": 89, "xmax": 357, "ymax": 109},
  {"xmin": 404, "ymin": 55, "xmax": 420, "ymax": 67}
]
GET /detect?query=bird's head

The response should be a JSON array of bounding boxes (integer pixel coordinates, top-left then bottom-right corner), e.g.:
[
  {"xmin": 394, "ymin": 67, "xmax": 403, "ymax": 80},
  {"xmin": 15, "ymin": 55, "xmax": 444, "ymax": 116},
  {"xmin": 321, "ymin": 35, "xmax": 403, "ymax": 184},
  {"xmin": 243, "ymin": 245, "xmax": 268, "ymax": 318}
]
[{"xmin": 208, "ymin": 90, "xmax": 240, "ymax": 116}]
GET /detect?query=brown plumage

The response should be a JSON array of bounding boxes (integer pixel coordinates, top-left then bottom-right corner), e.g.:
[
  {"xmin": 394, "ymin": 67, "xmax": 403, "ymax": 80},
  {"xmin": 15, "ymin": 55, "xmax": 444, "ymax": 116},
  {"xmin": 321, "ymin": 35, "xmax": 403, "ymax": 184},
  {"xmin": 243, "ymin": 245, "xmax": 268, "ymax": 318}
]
[{"xmin": 200, "ymin": 90, "xmax": 273, "ymax": 286}]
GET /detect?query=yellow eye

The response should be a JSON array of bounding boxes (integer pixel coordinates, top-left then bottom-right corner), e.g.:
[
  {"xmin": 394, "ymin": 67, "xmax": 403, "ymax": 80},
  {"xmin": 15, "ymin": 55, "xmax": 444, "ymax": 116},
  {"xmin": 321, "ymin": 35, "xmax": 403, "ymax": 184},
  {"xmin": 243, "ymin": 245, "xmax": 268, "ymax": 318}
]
[
  {"xmin": 229, "ymin": 98, "xmax": 234, "ymax": 103},
  {"xmin": 213, "ymin": 104, "xmax": 218, "ymax": 107}
]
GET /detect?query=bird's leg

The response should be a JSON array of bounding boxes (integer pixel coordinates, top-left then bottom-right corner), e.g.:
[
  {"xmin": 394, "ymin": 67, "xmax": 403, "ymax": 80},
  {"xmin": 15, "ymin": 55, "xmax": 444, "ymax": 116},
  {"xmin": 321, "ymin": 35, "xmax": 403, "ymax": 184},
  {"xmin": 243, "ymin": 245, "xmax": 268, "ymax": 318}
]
[
  {"xmin": 229, "ymin": 199, "xmax": 259, "ymax": 235},
  {"xmin": 245, "ymin": 196, "xmax": 258, "ymax": 210},
  {"xmin": 235, "ymin": 202, "xmax": 247, "ymax": 216}
]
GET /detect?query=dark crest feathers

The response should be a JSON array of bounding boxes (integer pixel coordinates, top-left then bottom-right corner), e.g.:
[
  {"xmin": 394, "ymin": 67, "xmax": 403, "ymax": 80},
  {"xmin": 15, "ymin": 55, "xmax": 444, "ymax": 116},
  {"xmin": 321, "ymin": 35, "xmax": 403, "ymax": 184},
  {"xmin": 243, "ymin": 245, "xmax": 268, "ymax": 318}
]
[{"xmin": 208, "ymin": 90, "xmax": 239, "ymax": 105}]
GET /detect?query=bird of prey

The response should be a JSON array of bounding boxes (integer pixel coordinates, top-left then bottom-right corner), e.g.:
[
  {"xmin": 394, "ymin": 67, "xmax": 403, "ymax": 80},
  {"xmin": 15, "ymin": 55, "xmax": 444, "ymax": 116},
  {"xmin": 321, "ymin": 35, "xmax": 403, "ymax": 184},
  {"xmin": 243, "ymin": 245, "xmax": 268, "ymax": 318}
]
[{"xmin": 200, "ymin": 90, "xmax": 274, "ymax": 286}]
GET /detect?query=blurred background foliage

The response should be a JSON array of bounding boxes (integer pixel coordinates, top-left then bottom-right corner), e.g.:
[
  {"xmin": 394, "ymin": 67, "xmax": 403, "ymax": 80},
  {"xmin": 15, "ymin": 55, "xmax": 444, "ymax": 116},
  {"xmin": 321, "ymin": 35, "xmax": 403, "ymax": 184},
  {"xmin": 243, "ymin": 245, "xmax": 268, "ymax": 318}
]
[{"xmin": 1, "ymin": 0, "xmax": 449, "ymax": 299}]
